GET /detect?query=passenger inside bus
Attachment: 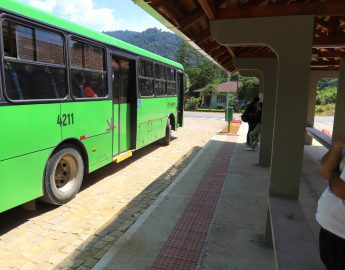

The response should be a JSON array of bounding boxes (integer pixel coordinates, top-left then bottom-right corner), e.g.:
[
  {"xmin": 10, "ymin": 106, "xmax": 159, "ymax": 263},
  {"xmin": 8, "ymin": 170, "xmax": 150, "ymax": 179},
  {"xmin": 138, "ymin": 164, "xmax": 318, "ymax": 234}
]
[{"xmin": 74, "ymin": 72, "xmax": 97, "ymax": 98}]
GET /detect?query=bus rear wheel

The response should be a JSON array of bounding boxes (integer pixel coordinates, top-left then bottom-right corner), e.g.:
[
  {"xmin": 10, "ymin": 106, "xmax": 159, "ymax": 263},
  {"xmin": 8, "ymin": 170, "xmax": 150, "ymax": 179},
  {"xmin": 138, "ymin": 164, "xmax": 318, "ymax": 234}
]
[
  {"xmin": 42, "ymin": 145, "xmax": 84, "ymax": 205},
  {"xmin": 160, "ymin": 119, "xmax": 171, "ymax": 146}
]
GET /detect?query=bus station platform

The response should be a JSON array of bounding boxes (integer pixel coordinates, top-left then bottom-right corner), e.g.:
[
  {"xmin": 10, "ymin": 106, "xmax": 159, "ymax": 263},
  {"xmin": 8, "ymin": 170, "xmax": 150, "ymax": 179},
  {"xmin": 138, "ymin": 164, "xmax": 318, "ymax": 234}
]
[{"xmin": 92, "ymin": 123, "xmax": 328, "ymax": 270}]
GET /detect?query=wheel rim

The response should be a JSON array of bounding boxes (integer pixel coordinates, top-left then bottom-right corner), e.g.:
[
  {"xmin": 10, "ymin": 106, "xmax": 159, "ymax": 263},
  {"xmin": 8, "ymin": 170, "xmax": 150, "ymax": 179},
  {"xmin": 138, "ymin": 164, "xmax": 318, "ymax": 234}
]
[{"xmin": 54, "ymin": 154, "xmax": 78, "ymax": 192}]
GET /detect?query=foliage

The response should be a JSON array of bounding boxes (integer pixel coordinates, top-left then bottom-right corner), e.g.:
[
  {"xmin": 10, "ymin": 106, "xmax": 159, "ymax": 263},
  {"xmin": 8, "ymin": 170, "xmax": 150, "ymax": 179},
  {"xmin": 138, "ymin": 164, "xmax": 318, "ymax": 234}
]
[
  {"xmin": 175, "ymin": 41, "xmax": 204, "ymax": 69},
  {"xmin": 228, "ymin": 93, "xmax": 240, "ymax": 112},
  {"xmin": 104, "ymin": 28, "xmax": 182, "ymax": 61},
  {"xmin": 236, "ymin": 76, "xmax": 260, "ymax": 103},
  {"xmin": 185, "ymin": 97, "xmax": 200, "ymax": 111},
  {"xmin": 175, "ymin": 41, "xmax": 228, "ymax": 97},
  {"xmin": 315, "ymin": 103, "xmax": 335, "ymax": 116},
  {"xmin": 317, "ymin": 79, "xmax": 338, "ymax": 90},
  {"xmin": 316, "ymin": 86, "xmax": 337, "ymax": 105},
  {"xmin": 216, "ymin": 104, "xmax": 225, "ymax": 109}
]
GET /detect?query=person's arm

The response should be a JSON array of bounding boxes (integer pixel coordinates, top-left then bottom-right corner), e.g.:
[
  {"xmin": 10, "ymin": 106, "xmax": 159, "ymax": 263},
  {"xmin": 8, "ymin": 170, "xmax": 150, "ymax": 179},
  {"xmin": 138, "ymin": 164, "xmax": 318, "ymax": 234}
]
[
  {"xmin": 320, "ymin": 134, "xmax": 345, "ymax": 179},
  {"xmin": 321, "ymin": 134, "xmax": 345, "ymax": 199},
  {"xmin": 329, "ymin": 173, "xmax": 345, "ymax": 200}
]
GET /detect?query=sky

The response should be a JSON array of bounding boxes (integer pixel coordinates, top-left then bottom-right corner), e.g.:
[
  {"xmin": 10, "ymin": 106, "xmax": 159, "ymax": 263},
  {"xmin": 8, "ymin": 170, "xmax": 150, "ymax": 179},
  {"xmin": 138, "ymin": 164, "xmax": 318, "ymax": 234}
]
[{"xmin": 16, "ymin": 0, "xmax": 169, "ymax": 32}]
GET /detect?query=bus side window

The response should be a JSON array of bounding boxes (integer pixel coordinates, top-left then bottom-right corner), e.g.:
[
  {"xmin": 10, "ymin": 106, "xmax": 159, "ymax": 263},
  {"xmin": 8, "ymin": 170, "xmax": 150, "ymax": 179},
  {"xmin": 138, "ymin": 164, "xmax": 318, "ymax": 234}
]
[
  {"xmin": 2, "ymin": 20, "xmax": 67, "ymax": 101},
  {"xmin": 70, "ymin": 39, "xmax": 107, "ymax": 99},
  {"xmin": 138, "ymin": 60, "xmax": 154, "ymax": 97}
]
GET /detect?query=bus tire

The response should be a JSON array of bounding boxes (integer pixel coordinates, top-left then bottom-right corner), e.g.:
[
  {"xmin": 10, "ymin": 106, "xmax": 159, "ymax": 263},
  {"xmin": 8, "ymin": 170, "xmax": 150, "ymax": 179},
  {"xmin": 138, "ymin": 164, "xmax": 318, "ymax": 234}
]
[
  {"xmin": 42, "ymin": 145, "xmax": 84, "ymax": 205},
  {"xmin": 160, "ymin": 119, "xmax": 171, "ymax": 146}
]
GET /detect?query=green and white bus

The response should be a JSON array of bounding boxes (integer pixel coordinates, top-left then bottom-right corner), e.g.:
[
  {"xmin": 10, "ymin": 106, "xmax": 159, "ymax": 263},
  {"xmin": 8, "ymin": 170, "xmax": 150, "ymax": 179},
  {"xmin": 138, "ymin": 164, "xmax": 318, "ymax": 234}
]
[{"xmin": 0, "ymin": 0, "xmax": 184, "ymax": 213}]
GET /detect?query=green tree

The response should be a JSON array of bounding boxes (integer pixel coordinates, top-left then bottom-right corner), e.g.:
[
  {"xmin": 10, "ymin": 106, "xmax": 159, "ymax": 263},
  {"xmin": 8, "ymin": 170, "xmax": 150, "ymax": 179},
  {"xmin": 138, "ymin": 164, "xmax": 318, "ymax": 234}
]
[
  {"xmin": 316, "ymin": 86, "xmax": 337, "ymax": 105},
  {"xmin": 237, "ymin": 77, "xmax": 259, "ymax": 104},
  {"xmin": 202, "ymin": 83, "xmax": 218, "ymax": 108},
  {"xmin": 175, "ymin": 42, "xmax": 228, "ymax": 97}
]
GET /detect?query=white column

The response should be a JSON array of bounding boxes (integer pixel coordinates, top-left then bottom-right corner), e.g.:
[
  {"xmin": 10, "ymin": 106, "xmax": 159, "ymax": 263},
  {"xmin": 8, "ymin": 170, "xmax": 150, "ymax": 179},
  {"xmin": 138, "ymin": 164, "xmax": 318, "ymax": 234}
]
[
  {"xmin": 333, "ymin": 59, "xmax": 345, "ymax": 140},
  {"xmin": 235, "ymin": 59, "xmax": 278, "ymax": 167}
]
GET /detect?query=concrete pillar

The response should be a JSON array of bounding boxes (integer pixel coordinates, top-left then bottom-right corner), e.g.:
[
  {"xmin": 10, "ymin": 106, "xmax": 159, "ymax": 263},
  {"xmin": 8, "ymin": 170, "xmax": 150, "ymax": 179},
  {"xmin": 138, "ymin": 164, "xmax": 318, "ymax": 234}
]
[
  {"xmin": 305, "ymin": 71, "xmax": 338, "ymax": 144},
  {"xmin": 211, "ymin": 16, "xmax": 314, "ymax": 199},
  {"xmin": 235, "ymin": 58, "xmax": 278, "ymax": 167},
  {"xmin": 212, "ymin": 17, "xmax": 314, "ymax": 198},
  {"xmin": 333, "ymin": 58, "xmax": 345, "ymax": 140}
]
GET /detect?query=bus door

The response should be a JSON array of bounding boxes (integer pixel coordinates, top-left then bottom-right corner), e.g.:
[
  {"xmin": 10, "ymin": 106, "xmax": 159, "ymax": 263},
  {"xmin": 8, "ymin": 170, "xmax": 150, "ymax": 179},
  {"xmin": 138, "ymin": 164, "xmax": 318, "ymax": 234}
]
[
  {"xmin": 111, "ymin": 55, "xmax": 134, "ymax": 156},
  {"xmin": 177, "ymin": 72, "xmax": 184, "ymax": 127}
]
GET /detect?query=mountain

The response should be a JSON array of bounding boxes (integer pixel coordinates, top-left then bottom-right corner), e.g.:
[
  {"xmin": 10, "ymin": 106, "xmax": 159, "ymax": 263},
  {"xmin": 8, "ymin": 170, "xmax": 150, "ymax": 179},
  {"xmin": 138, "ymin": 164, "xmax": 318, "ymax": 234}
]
[{"xmin": 104, "ymin": 28, "xmax": 183, "ymax": 61}]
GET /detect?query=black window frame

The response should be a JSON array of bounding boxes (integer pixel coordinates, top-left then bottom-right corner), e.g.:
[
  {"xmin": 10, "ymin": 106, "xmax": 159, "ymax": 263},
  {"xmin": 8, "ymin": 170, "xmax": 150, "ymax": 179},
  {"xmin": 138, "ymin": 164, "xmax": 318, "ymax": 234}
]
[
  {"xmin": 138, "ymin": 59, "xmax": 154, "ymax": 98},
  {"xmin": 166, "ymin": 67, "xmax": 177, "ymax": 96},
  {"xmin": 153, "ymin": 62, "xmax": 167, "ymax": 97},
  {"xmin": 68, "ymin": 36, "xmax": 108, "ymax": 100},
  {"xmin": 0, "ymin": 14, "xmax": 68, "ymax": 103}
]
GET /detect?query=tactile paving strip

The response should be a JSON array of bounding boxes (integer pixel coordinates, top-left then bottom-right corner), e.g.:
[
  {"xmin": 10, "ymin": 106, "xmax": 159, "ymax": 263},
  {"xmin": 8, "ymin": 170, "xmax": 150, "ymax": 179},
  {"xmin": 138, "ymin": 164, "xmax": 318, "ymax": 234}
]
[{"xmin": 151, "ymin": 136, "xmax": 237, "ymax": 270}]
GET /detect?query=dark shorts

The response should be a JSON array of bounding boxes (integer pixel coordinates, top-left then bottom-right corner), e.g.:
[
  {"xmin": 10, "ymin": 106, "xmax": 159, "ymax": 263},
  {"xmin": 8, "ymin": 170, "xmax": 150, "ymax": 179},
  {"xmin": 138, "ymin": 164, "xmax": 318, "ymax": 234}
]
[{"xmin": 319, "ymin": 227, "xmax": 345, "ymax": 270}]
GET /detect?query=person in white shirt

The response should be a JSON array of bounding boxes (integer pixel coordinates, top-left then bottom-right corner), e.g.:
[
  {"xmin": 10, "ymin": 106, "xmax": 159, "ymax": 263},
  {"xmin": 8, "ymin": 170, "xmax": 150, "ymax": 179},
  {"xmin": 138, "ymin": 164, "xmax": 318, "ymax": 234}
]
[{"xmin": 317, "ymin": 133, "xmax": 345, "ymax": 270}]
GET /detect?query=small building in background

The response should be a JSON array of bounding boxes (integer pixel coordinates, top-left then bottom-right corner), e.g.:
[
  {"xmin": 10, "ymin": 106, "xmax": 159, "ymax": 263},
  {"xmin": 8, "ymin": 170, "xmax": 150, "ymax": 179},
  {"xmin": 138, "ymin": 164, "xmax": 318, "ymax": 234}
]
[{"xmin": 194, "ymin": 81, "xmax": 240, "ymax": 109}]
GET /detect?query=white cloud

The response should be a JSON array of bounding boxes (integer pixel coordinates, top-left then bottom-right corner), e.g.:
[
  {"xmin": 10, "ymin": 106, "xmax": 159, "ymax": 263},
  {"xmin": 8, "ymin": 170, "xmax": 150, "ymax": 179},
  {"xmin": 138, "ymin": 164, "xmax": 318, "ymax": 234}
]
[{"xmin": 20, "ymin": 0, "xmax": 120, "ymax": 31}]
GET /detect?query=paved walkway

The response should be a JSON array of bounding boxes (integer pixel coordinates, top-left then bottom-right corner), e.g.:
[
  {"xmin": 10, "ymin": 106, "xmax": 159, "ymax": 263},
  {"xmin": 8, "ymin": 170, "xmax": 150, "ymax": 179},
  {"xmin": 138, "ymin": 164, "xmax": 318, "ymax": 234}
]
[
  {"xmin": 0, "ymin": 118, "xmax": 224, "ymax": 270},
  {"xmin": 92, "ymin": 123, "xmax": 328, "ymax": 270}
]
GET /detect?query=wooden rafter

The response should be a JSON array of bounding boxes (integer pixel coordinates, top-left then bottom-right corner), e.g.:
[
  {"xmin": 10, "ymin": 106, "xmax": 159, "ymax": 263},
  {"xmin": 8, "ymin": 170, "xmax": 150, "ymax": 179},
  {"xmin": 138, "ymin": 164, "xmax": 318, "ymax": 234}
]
[
  {"xmin": 313, "ymin": 49, "xmax": 345, "ymax": 57},
  {"xmin": 226, "ymin": 46, "xmax": 235, "ymax": 58},
  {"xmin": 314, "ymin": 35, "xmax": 345, "ymax": 46},
  {"xmin": 179, "ymin": 8, "xmax": 204, "ymax": 30},
  {"xmin": 212, "ymin": 47, "xmax": 227, "ymax": 58},
  {"xmin": 217, "ymin": 2, "xmax": 345, "ymax": 19},
  {"xmin": 202, "ymin": 41, "xmax": 220, "ymax": 52},
  {"xmin": 194, "ymin": 29, "xmax": 211, "ymax": 44},
  {"xmin": 198, "ymin": 0, "xmax": 216, "ymax": 20},
  {"xmin": 312, "ymin": 60, "xmax": 340, "ymax": 66}
]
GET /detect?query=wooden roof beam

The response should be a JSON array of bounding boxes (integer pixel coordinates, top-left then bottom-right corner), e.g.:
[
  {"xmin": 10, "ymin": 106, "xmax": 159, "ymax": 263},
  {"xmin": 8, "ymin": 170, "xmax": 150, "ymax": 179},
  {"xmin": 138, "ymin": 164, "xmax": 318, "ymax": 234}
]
[
  {"xmin": 198, "ymin": 0, "xmax": 216, "ymax": 20},
  {"xmin": 194, "ymin": 29, "xmax": 211, "ymax": 44},
  {"xmin": 202, "ymin": 41, "xmax": 220, "ymax": 53},
  {"xmin": 314, "ymin": 35, "xmax": 345, "ymax": 46},
  {"xmin": 179, "ymin": 8, "xmax": 205, "ymax": 30},
  {"xmin": 312, "ymin": 60, "xmax": 340, "ymax": 66},
  {"xmin": 212, "ymin": 47, "xmax": 227, "ymax": 58},
  {"xmin": 312, "ymin": 49, "xmax": 345, "ymax": 57},
  {"xmin": 219, "ymin": 56, "xmax": 232, "ymax": 64},
  {"xmin": 226, "ymin": 46, "xmax": 235, "ymax": 58},
  {"xmin": 217, "ymin": 2, "xmax": 345, "ymax": 19}
]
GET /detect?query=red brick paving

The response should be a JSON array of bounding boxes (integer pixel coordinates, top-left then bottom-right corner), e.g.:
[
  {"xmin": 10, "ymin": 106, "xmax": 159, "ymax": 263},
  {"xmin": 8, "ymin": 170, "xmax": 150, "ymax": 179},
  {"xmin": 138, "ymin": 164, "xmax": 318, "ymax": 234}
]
[{"xmin": 151, "ymin": 136, "xmax": 238, "ymax": 270}]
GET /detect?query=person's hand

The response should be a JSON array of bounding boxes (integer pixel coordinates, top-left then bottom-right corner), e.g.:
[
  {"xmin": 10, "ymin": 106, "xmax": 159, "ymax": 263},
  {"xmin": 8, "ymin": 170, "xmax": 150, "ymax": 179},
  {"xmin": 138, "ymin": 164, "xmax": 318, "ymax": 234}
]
[{"xmin": 334, "ymin": 133, "xmax": 345, "ymax": 148}]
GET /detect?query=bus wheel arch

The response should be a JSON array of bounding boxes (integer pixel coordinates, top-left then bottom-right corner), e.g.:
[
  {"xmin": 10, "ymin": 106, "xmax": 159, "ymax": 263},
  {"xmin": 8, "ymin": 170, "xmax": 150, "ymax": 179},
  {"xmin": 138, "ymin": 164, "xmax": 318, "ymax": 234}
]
[{"xmin": 42, "ymin": 140, "xmax": 88, "ymax": 205}]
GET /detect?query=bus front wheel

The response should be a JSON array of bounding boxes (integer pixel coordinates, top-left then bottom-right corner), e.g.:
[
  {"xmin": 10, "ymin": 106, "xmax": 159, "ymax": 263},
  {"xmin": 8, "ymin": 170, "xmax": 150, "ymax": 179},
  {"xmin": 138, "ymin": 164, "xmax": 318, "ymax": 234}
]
[{"xmin": 43, "ymin": 145, "xmax": 84, "ymax": 205}]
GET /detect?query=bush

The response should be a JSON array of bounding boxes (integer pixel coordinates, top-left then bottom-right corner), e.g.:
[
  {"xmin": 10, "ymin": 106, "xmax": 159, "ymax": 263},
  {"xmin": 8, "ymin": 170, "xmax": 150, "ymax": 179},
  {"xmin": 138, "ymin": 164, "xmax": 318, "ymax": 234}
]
[
  {"xmin": 216, "ymin": 104, "xmax": 224, "ymax": 109},
  {"xmin": 316, "ymin": 87, "xmax": 337, "ymax": 105},
  {"xmin": 185, "ymin": 97, "xmax": 200, "ymax": 111},
  {"xmin": 315, "ymin": 103, "xmax": 335, "ymax": 115}
]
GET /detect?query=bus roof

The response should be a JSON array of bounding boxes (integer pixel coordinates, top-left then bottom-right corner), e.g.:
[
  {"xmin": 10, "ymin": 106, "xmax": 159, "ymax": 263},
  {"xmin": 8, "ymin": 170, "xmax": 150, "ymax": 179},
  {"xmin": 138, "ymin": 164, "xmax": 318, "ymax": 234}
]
[{"xmin": 0, "ymin": 0, "xmax": 184, "ymax": 70}]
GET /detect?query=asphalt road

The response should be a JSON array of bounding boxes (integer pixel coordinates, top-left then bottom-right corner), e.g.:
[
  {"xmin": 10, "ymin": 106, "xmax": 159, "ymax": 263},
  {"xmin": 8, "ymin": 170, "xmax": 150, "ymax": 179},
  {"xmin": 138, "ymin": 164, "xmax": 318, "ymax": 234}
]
[{"xmin": 185, "ymin": 111, "xmax": 334, "ymax": 131}]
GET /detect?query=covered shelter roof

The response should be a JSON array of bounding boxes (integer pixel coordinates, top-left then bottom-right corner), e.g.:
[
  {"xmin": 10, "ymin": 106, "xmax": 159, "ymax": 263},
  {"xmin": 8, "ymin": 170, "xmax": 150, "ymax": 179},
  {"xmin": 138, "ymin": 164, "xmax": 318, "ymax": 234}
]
[{"xmin": 133, "ymin": 0, "xmax": 345, "ymax": 72}]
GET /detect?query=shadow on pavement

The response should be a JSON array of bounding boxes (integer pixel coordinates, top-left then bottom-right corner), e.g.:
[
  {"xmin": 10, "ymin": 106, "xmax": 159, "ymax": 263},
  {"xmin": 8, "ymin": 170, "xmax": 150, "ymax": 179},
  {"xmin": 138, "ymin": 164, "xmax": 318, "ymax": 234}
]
[{"xmin": 0, "ymin": 135, "xmax": 178, "ymax": 237}]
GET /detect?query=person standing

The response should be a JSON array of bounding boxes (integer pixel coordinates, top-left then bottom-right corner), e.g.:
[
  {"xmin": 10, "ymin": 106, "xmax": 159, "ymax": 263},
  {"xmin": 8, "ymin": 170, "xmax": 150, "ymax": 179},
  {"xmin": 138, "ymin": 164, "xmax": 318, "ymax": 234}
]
[
  {"xmin": 316, "ymin": 133, "xmax": 345, "ymax": 269},
  {"xmin": 248, "ymin": 102, "xmax": 262, "ymax": 150},
  {"xmin": 244, "ymin": 96, "xmax": 260, "ymax": 145}
]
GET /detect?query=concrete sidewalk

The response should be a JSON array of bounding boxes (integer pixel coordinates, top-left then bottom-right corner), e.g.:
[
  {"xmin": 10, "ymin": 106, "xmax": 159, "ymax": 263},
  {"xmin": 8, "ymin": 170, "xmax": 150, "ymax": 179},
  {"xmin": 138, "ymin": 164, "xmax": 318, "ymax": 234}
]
[{"xmin": 93, "ymin": 124, "xmax": 327, "ymax": 270}]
